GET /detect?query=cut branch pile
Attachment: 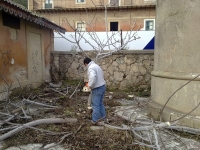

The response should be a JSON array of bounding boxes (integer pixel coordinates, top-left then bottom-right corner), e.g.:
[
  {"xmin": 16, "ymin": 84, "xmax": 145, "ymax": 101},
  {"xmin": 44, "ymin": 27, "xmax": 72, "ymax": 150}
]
[
  {"xmin": 98, "ymin": 94, "xmax": 200, "ymax": 149},
  {"xmin": 0, "ymin": 75, "xmax": 82, "ymax": 148}
]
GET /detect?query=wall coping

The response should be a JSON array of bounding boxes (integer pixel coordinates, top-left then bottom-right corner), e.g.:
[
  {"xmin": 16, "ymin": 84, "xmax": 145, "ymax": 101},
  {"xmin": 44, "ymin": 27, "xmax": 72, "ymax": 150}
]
[{"xmin": 51, "ymin": 50, "xmax": 154, "ymax": 55}]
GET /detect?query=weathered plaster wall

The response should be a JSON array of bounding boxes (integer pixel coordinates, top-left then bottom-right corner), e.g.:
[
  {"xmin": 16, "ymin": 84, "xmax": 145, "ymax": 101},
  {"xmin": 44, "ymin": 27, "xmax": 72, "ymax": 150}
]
[
  {"xmin": 0, "ymin": 11, "xmax": 28, "ymax": 85},
  {"xmin": 0, "ymin": 11, "xmax": 53, "ymax": 98},
  {"xmin": 51, "ymin": 51, "xmax": 154, "ymax": 91},
  {"xmin": 42, "ymin": 28, "xmax": 54, "ymax": 82}
]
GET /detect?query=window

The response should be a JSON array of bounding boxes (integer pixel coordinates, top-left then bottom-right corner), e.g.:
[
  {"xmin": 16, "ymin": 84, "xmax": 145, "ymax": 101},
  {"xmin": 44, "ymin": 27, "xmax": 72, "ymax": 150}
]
[
  {"xmin": 110, "ymin": 22, "xmax": 118, "ymax": 31},
  {"xmin": 76, "ymin": 22, "xmax": 86, "ymax": 32},
  {"xmin": 2, "ymin": 12, "xmax": 20, "ymax": 29},
  {"xmin": 144, "ymin": 19, "xmax": 155, "ymax": 30},
  {"xmin": 146, "ymin": 21, "xmax": 154, "ymax": 30},
  {"xmin": 77, "ymin": 0, "xmax": 85, "ymax": 3},
  {"xmin": 45, "ymin": 0, "xmax": 53, "ymax": 9}
]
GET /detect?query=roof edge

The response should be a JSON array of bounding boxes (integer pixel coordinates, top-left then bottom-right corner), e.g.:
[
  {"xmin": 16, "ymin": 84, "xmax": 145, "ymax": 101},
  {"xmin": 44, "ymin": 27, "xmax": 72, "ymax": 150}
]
[
  {"xmin": 0, "ymin": 0, "xmax": 66, "ymax": 33},
  {"xmin": 34, "ymin": 5, "xmax": 156, "ymax": 12}
]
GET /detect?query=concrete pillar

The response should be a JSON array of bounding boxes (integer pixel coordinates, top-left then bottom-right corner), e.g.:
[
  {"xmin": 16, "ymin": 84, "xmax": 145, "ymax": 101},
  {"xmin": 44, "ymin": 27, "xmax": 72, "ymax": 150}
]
[{"xmin": 149, "ymin": 0, "xmax": 200, "ymax": 128}]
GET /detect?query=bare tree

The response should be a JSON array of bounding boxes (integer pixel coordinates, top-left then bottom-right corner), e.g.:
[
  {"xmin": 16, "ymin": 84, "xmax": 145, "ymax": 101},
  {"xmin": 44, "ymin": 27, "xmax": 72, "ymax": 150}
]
[{"xmin": 57, "ymin": 0, "xmax": 140, "ymax": 62}]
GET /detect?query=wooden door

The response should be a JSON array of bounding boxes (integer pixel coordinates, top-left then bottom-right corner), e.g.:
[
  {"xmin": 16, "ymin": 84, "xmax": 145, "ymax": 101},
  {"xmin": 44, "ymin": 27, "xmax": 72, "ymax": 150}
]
[{"xmin": 27, "ymin": 31, "xmax": 43, "ymax": 85}]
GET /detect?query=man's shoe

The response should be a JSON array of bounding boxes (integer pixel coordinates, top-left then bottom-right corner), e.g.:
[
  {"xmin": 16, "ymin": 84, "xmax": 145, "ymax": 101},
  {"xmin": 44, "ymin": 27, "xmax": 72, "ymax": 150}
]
[
  {"xmin": 90, "ymin": 120, "xmax": 97, "ymax": 125},
  {"xmin": 97, "ymin": 121, "xmax": 105, "ymax": 126}
]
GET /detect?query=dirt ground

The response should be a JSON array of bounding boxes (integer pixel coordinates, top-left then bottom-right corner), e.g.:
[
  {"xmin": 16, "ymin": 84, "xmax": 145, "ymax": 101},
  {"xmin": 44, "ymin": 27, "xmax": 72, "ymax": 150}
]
[
  {"xmin": 2, "ymin": 80, "xmax": 200, "ymax": 150},
  {"xmin": 1, "ymin": 81, "xmax": 145, "ymax": 150}
]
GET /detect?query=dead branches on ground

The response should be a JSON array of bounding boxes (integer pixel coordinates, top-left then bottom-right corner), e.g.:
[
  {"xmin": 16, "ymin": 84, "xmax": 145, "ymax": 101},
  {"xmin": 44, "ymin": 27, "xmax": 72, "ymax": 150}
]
[
  {"xmin": 104, "ymin": 95, "xmax": 200, "ymax": 149},
  {"xmin": 0, "ymin": 118, "xmax": 77, "ymax": 141},
  {"xmin": 0, "ymin": 76, "xmax": 82, "ymax": 147}
]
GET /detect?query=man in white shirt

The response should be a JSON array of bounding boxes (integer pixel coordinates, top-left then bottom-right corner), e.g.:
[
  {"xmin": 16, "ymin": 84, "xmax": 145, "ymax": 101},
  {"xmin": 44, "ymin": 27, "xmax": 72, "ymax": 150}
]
[{"xmin": 84, "ymin": 57, "xmax": 106, "ymax": 123}]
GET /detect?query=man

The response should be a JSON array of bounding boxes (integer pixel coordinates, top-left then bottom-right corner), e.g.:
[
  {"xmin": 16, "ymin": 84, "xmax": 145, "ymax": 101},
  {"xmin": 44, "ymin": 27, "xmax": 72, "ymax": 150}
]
[{"xmin": 83, "ymin": 57, "xmax": 106, "ymax": 123}]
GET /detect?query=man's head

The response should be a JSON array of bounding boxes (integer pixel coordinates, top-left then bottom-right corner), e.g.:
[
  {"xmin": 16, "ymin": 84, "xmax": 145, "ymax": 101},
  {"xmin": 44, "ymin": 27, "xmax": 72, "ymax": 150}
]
[{"xmin": 83, "ymin": 57, "xmax": 91, "ymax": 66}]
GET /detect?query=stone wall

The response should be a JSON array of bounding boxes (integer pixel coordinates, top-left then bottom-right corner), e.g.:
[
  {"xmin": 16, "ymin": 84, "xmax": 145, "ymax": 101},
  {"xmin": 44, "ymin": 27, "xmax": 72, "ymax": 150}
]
[{"xmin": 51, "ymin": 51, "xmax": 154, "ymax": 91}]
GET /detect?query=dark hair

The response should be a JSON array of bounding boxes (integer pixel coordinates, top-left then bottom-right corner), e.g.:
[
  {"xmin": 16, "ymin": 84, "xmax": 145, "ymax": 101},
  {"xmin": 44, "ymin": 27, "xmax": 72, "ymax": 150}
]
[{"xmin": 83, "ymin": 57, "xmax": 91, "ymax": 65}]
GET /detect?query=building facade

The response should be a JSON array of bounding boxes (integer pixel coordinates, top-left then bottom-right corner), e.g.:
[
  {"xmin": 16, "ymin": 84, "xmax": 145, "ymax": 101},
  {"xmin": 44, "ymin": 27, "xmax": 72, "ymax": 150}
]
[{"xmin": 28, "ymin": 0, "xmax": 156, "ymax": 32}]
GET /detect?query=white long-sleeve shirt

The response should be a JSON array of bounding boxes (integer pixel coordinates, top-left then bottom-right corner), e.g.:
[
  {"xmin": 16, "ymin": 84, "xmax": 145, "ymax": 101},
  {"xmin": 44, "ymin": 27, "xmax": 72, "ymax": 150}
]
[{"xmin": 87, "ymin": 61, "xmax": 106, "ymax": 89}]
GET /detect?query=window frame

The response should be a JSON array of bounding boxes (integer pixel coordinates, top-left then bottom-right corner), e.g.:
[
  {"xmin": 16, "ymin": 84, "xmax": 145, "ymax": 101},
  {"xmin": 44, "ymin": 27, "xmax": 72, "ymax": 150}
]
[
  {"xmin": 44, "ymin": 0, "xmax": 53, "ymax": 9},
  {"xmin": 76, "ymin": 21, "xmax": 86, "ymax": 32},
  {"xmin": 144, "ymin": 19, "xmax": 155, "ymax": 31},
  {"xmin": 110, "ymin": 21, "xmax": 119, "ymax": 31},
  {"xmin": 109, "ymin": 0, "xmax": 121, "ymax": 6},
  {"xmin": 76, "ymin": 0, "xmax": 86, "ymax": 4}
]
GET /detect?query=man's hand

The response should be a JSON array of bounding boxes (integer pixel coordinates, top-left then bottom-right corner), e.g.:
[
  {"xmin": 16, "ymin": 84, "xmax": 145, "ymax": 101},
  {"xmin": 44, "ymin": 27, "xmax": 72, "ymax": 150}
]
[{"xmin": 88, "ymin": 86, "xmax": 91, "ymax": 91}]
